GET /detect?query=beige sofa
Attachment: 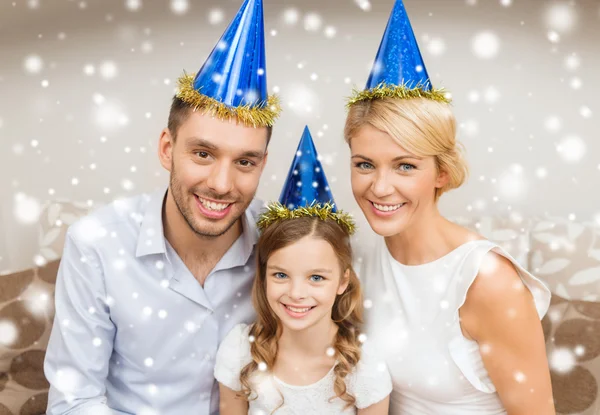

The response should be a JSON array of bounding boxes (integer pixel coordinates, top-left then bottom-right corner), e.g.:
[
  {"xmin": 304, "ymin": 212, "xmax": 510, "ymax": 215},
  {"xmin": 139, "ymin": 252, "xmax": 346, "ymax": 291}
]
[{"xmin": 1, "ymin": 202, "xmax": 599, "ymax": 414}]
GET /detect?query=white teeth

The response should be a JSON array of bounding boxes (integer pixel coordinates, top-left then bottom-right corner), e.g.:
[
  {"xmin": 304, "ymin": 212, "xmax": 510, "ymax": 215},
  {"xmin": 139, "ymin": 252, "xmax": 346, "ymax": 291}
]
[
  {"xmin": 286, "ymin": 305, "xmax": 312, "ymax": 313},
  {"xmin": 199, "ymin": 197, "xmax": 230, "ymax": 211},
  {"xmin": 373, "ymin": 202, "xmax": 405, "ymax": 212}
]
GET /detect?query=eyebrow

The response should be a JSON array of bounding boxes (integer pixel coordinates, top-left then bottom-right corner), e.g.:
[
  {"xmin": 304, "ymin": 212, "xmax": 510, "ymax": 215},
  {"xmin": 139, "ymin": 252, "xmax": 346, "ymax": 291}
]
[
  {"xmin": 351, "ymin": 154, "xmax": 422, "ymax": 162},
  {"xmin": 267, "ymin": 265, "xmax": 333, "ymax": 274},
  {"xmin": 185, "ymin": 137, "xmax": 265, "ymax": 160}
]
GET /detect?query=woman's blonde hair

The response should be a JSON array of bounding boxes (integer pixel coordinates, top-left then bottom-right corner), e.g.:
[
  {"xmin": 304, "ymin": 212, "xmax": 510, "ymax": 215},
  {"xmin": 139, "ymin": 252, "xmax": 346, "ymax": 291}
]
[
  {"xmin": 344, "ymin": 97, "xmax": 469, "ymax": 200},
  {"xmin": 239, "ymin": 216, "xmax": 363, "ymax": 411}
]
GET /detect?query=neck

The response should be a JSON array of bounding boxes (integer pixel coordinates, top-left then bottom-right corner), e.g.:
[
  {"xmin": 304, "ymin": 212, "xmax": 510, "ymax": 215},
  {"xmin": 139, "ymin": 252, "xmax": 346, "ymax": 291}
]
[
  {"xmin": 278, "ymin": 317, "xmax": 338, "ymax": 357},
  {"xmin": 385, "ymin": 204, "xmax": 454, "ymax": 265},
  {"xmin": 162, "ymin": 188, "xmax": 243, "ymax": 263}
]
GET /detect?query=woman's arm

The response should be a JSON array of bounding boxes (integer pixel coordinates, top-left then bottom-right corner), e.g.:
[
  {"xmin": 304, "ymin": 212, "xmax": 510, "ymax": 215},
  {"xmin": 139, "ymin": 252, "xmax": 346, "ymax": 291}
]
[
  {"xmin": 218, "ymin": 384, "xmax": 249, "ymax": 415},
  {"xmin": 357, "ymin": 396, "xmax": 390, "ymax": 415},
  {"xmin": 460, "ymin": 253, "xmax": 555, "ymax": 415}
]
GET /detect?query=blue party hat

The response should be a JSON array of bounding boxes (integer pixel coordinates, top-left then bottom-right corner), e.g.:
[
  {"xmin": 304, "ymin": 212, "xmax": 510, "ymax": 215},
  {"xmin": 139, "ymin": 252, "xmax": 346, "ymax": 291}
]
[
  {"xmin": 256, "ymin": 127, "xmax": 355, "ymax": 235},
  {"xmin": 177, "ymin": 0, "xmax": 280, "ymax": 127},
  {"xmin": 348, "ymin": 0, "xmax": 450, "ymax": 106},
  {"xmin": 279, "ymin": 126, "xmax": 335, "ymax": 210}
]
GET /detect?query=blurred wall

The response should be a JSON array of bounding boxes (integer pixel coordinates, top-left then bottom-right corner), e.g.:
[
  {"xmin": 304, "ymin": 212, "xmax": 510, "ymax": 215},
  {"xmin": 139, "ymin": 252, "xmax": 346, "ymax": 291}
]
[{"xmin": 1, "ymin": 0, "xmax": 599, "ymax": 273}]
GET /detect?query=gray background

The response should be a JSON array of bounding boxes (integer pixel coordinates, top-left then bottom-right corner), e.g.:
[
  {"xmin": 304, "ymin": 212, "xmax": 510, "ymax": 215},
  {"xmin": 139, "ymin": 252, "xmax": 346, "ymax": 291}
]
[{"xmin": 1, "ymin": 0, "xmax": 599, "ymax": 273}]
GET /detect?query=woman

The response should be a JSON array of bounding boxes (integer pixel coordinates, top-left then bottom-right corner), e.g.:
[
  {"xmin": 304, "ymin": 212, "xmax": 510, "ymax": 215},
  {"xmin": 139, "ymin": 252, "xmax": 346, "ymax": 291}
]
[{"xmin": 345, "ymin": 1, "xmax": 554, "ymax": 414}]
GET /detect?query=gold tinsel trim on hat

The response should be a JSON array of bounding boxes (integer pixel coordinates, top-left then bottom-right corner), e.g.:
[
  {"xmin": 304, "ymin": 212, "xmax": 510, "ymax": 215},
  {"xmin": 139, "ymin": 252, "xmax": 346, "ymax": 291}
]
[
  {"xmin": 347, "ymin": 82, "xmax": 451, "ymax": 107},
  {"xmin": 257, "ymin": 202, "xmax": 356, "ymax": 235},
  {"xmin": 176, "ymin": 73, "xmax": 281, "ymax": 128}
]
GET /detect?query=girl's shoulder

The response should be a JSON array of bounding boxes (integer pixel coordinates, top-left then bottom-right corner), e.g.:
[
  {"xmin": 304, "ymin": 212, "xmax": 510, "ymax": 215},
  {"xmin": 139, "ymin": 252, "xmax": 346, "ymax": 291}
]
[
  {"xmin": 214, "ymin": 323, "xmax": 254, "ymax": 391},
  {"xmin": 345, "ymin": 341, "xmax": 392, "ymax": 409}
]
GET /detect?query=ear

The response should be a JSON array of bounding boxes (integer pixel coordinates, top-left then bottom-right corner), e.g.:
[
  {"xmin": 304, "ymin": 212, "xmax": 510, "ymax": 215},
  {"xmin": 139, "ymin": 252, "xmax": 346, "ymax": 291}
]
[
  {"xmin": 158, "ymin": 128, "xmax": 174, "ymax": 172},
  {"xmin": 337, "ymin": 269, "xmax": 351, "ymax": 295},
  {"xmin": 435, "ymin": 168, "xmax": 449, "ymax": 189}
]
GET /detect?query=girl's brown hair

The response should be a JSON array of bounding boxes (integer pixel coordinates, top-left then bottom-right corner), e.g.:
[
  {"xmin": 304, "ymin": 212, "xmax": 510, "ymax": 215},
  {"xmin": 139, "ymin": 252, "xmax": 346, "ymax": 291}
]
[{"xmin": 240, "ymin": 216, "xmax": 363, "ymax": 409}]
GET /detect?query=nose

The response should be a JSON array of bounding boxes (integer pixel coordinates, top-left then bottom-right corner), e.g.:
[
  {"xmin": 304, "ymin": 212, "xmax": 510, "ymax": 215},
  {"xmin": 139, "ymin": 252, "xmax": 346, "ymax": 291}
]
[
  {"xmin": 206, "ymin": 161, "xmax": 234, "ymax": 195},
  {"xmin": 371, "ymin": 170, "xmax": 394, "ymax": 198},
  {"xmin": 288, "ymin": 278, "xmax": 308, "ymax": 301}
]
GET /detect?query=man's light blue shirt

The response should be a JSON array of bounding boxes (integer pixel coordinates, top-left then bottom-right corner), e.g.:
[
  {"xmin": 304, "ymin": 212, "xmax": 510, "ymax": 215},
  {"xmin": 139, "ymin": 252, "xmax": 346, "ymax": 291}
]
[{"xmin": 44, "ymin": 189, "xmax": 260, "ymax": 414}]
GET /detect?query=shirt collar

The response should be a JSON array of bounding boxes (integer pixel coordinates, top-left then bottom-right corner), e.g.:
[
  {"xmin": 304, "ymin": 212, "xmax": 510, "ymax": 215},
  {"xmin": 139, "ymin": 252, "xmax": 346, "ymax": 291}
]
[{"xmin": 135, "ymin": 189, "xmax": 261, "ymax": 267}]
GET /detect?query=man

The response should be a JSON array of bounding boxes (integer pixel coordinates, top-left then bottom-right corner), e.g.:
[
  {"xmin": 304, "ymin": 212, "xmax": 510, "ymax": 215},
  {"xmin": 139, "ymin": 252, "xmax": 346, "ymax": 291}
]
[{"xmin": 44, "ymin": 1, "xmax": 280, "ymax": 413}]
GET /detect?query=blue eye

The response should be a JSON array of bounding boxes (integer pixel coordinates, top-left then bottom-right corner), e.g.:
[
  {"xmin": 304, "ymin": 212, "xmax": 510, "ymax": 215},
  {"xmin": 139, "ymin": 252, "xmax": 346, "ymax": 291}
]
[
  {"xmin": 274, "ymin": 272, "xmax": 288, "ymax": 279},
  {"xmin": 310, "ymin": 275, "xmax": 324, "ymax": 282},
  {"xmin": 398, "ymin": 163, "xmax": 415, "ymax": 172},
  {"xmin": 354, "ymin": 162, "xmax": 374, "ymax": 170}
]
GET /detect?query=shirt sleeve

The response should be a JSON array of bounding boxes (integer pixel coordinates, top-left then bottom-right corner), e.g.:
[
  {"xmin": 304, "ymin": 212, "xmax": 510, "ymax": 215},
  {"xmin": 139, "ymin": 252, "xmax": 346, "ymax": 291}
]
[
  {"xmin": 214, "ymin": 323, "xmax": 252, "ymax": 392},
  {"xmin": 44, "ymin": 230, "xmax": 117, "ymax": 415},
  {"xmin": 347, "ymin": 342, "xmax": 392, "ymax": 409}
]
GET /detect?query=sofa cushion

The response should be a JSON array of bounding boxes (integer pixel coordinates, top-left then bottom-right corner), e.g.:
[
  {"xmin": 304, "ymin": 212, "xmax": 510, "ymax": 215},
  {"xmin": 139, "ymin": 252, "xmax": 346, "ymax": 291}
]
[
  {"xmin": 38, "ymin": 200, "xmax": 90, "ymax": 262},
  {"xmin": 0, "ymin": 260, "xmax": 58, "ymax": 415},
  {"xmin": 530, "ymin": 217, "xmax": 600, "ymax": 301},
  {"xmin": 544, "ymin": 295, "xmax": 600, "ymax": 414}
]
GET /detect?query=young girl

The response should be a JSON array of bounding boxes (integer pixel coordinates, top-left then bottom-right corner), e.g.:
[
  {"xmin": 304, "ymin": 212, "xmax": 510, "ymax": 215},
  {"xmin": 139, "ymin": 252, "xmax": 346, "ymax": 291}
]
[{"xmin": 213, "ymin": 128, "xmax": 392, "ymax": 414}]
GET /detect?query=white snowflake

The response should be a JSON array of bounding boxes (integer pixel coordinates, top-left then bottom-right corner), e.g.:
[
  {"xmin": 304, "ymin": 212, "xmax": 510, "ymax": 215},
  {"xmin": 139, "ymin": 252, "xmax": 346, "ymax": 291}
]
[
  {"xmin": 0, "ymin": 320, "xmax": 18, "ymax": 346},
  {"xmin": 141, "ymin": 41, "xmax": 153, "ymax": 53},
  {"xmin": 497, "ymin": 164, "xmax": 527, "ymax": 200},
  {"xmin": 125, "ymin": 0, "xmax": 142, "ymax": 11},
  {"xmin": 426, "ymin": 37, "xmax": 446, "ymax": 56},
  {"xmin": 354, "ymin": 0, "xmax": 372, "ymax": 11},
  {"xmin": 54, "ymin": 367, "xmax": 83, "ymax": 394},
  {"xmin": 13, "ymin": 193, "xmax": 41, "ymax": 224},
  {"xmin": 303, "ymin": 13, "xmax": 322, "ymax": 32},
  {"xmin": 208, "ymin": 8, "xmax": 224, "ymax": 25},
  {"xmin": 170, "ymin": 0, "xmax": 189, "ymax": 15},
  {"xmin": 99, "ymin": 61, "xmax": 118, "ymax": 79},
  {"xmin": 467, "ymin": 90, "xmax": 480, "ymax": 103},
  {"xmin": 569, "ymin": 77, "xmax": 582, "ymax": 90},
  {"xmin": 545, "ymin": 3, "xmax": 578, "ymax": 33},
  {"xmin": 460, "ymin": 119, "xmax": 479, "ymax": 136},
  {"xmin": 471, "ymin": 31, "xmax": 500, "ymax": 59},
  {"xmin": 580, "ymin": 106, "xmax": 592, "ymax": 119},
  {"xmin": 24, "ymin": 54, "xmax": 44, "ymax": 74},
  {"xmin": 550, "ymin": 347, "xmax": 576, "ymax": 373},
  {"xmin": 547, "ymin": 31, "xmax": 560, "ymax": 43},
  {"xmin": 564, "ymin": 53, "xmax": 581, "ymax": 71},
  {"xmin": 556, "ymin": 135, "xmax": 586, "ymax": 163},
  {"xmin": 122, "ymin": 179, "xmax": 135, "ymax": 191},
  {"xmin": 544, "ymin": 116, "xmax": 562, "ymax": 133},
  {"xmin": 282, "ymin": 8, "xmax": 299, "ymax": 25},
  {"xmin": 535, "ymin": 167, "xmax": 548, "ymax": 179},
  {"xmin": 23, "ymin": 284, "xmax": 52, "ymax": 317},
  {"xmin": 514, "ymin": 371, "xmax": 526, "ymax": 383},
  {"xmin": 483, "ymin": 86, "xmax": 501, "ymax": 103},
  {"xmin": 324, "ymin": 26, "xmax": 337, "ymax": 38},
  {"xmin": 94, "ymin": 99, "xmax": 129, "ymax": 130}
]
